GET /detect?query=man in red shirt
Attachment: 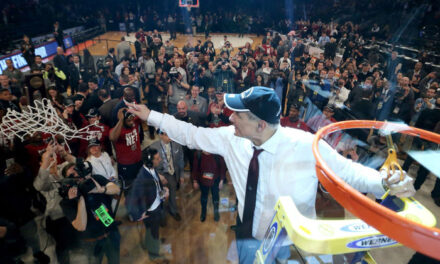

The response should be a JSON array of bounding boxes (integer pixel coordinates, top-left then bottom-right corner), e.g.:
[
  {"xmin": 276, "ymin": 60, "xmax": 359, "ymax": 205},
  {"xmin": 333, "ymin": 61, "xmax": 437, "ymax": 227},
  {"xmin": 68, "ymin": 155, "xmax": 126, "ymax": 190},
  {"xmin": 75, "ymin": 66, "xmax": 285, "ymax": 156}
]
[
  {"xmin": 280, "ymin": 104, "xmax": 310, "ymax": 132},
  {"xmin": 78, "ymin": 108, "xmax": 110, "ymax": 158},
  {"xmin": 110, "ymin": 108, "xmax": 142, "ymax": 195}
]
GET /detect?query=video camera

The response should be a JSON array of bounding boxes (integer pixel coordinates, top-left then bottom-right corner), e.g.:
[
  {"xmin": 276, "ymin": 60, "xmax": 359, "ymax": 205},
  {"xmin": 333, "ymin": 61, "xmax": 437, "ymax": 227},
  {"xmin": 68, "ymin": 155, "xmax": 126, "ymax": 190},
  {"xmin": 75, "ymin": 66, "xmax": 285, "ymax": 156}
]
[
  {"xmin": 169, "ymin": 67, "xmax": 180, "ymax": 80},
  {"xmin": 96, "ymin": 58, "xmax": 111, "ymax": 73},
  {"xmin": 58, "ymin": 158, "xmax": 95, "ymax": 199}
]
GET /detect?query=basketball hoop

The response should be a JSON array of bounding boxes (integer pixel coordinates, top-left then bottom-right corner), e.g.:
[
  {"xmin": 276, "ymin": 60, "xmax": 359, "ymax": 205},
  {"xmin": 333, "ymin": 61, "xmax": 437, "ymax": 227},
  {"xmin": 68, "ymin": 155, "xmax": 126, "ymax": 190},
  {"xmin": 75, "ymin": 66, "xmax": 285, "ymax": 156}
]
[
  {"xmin": 312, "ymin": 120, "xmax": 440, "ymax": 260},
  {"xmin": 0, "ymin": 98, "xmax": 102, "ymax": 152},
  {"xmin": 179, "ymin": 0, "xmax": 199, "ymax": 11}
]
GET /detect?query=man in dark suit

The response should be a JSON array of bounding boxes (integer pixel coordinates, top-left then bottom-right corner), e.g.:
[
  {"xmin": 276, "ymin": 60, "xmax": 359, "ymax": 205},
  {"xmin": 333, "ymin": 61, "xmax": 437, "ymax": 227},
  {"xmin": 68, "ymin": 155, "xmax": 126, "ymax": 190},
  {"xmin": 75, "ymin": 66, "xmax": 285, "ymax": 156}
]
[
  {"xmin": 105, "ymin": 48, "xmax": 118, "ymax": 69},
  {"xmin": 126, "ymin": 148, "xmax": 169, "ymax": 262},
  {"xmin": 150, "ymin": 130, "xmax": 184, "ymax": 222},
  {"xmin": 290, "ymin": 39, "xmax": 305, "ymax": 68},
  {"xmin": 111, "ymin": 86, "xmax": 136, "ymax": 126},
  {"xmin": 53, "ymin": 21, "xmax": 65, "ymax": 50},
  {"xmin": 69, "ymin": 54, "xmax": 87, "ymax": 93},
  {"xmin": 98, "ymin": 89, "xmax": 119, "ymax": 127}
]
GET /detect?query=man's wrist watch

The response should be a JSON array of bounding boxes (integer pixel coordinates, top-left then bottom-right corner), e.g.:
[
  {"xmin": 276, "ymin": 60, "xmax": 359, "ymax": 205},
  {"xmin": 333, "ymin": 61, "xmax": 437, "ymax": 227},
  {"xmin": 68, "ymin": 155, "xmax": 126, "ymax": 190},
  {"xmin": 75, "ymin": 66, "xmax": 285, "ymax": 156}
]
[{"xmin": 103, "ymin": 186, "xmax": 107, "ymax": 194}]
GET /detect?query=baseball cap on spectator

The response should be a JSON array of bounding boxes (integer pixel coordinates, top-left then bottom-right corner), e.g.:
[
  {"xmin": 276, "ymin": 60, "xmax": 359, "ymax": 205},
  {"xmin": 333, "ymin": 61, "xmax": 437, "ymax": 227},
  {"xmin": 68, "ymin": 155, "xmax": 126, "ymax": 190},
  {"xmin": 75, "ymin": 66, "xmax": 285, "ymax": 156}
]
[
  {"xmin": 87, "ymin": 138, "xmax": 101, "ymax": 148},
  {"xmin": 72, "ymin": 94, "xmax": 84, "ymax": 103},
  {"xmin": 86, "ymin": 108, "xmax": 99, "ymax": 118},
  {"xmin": 63, "ymin": 98, "xmax": 74, "ymax": 107},
  {"xmin": 290, "ymin": 103, "xmax": 300, "ymax": 110},
  {"xmin": 224, "ymin": 86, "xmax": 281, "ymax": 124},
  {"xmin": 323, "ymin": 104, "xmax": 335, "ymax": 112}
]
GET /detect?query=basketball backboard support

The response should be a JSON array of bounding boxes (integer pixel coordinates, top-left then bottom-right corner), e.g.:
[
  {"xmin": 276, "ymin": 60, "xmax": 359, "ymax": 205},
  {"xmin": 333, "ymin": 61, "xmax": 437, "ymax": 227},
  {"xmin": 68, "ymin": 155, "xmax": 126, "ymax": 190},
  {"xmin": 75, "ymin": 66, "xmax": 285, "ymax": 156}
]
[{"xmin": 179, "ymin": 0, "xmax": 199, "ymax": 8}]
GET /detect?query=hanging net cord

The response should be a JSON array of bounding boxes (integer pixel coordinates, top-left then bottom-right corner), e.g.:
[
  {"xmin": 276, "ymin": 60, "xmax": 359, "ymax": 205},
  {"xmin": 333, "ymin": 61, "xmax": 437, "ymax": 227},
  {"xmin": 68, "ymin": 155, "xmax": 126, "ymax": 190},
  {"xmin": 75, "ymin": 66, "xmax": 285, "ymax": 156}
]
[{"xmin": 0, "ymin": 98, "xmax": 102, "ymax": 142}]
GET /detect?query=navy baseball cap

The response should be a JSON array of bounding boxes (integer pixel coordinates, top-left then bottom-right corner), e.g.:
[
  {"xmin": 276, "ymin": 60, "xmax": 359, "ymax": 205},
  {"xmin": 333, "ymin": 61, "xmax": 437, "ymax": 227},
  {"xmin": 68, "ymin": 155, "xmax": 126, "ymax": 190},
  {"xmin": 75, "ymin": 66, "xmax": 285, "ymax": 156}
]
[{"xmin": 224, "ymin": 86, "xmax": 281, "ymax": 124}]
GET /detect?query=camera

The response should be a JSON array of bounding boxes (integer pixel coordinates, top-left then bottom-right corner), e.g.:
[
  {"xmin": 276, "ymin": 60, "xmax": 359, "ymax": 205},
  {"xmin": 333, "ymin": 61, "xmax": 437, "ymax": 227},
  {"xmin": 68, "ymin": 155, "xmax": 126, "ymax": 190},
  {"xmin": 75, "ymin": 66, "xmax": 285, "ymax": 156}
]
[
  {"xmin": 96, "ymin": 58, "xmax": 110, "ymax": 73},
  {"xmin": 169, "ymin": 67, "xmax": 179, "ymax": 80},
  {"xmin": 58, "ymin": 158, "xmax": 95, "ymax": 199}
]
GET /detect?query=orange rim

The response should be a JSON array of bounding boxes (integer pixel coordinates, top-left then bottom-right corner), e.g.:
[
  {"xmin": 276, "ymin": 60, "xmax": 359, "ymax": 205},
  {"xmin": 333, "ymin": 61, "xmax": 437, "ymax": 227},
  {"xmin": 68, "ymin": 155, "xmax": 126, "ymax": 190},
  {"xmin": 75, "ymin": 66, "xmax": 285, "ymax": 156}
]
[{"xmin": 312, "ymin": 120, "xmax": 440, "ymax": 260}]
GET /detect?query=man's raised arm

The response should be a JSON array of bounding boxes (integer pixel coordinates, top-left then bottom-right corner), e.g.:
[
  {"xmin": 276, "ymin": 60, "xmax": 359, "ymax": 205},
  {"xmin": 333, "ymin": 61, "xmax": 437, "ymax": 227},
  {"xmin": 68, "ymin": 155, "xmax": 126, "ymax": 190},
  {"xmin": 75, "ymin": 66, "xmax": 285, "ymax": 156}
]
[{"xmin": 127, "ymin": 103, "xmax": 232, "ymax": 157}]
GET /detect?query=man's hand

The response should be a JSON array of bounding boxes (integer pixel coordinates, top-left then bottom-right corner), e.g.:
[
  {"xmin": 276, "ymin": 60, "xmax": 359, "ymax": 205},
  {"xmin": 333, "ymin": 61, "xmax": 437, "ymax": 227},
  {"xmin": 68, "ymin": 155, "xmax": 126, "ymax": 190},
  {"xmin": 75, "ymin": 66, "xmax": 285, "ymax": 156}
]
[
  {"xmin": 88, "ymin": 177, "xmax": 106, "ymax": 194},
  {"xmin": 68, "ymin": 187, "xmax": 79, "ymax": 200},
  {"xmin": 381, "ymin": 170, "xmax": 416, "ymax": 197},
  {"xmin": 219, "ymin": 179, "xmax": 224, "ymax": 190},
  {"xmin": 163, "ymin": 187, "xmax": 170, "ymax": 200},
  {"xmin": 117, "ymin": 108, "xmax": 127, "ymax": 120},
  {"xmin": 159, "ymin": 174, "xmax": 168, "ymax": 185},
  {"xmin": 193, "ymin": 181, "xmax": 199, "ymax": 190},
  {"xmin": 139, "ymin": 212, "xmax": 149, "ymax": 221},
  {"xmin": 5, "ymin": 163, "xmax": 23, "ymax": 176},
  {"xmin": 180, "ymin": 177, "xmax": 184, "ymax": 186},
  {"xmin": 126, "ymin": 103, "xmax": 151, "ymax": 121}
]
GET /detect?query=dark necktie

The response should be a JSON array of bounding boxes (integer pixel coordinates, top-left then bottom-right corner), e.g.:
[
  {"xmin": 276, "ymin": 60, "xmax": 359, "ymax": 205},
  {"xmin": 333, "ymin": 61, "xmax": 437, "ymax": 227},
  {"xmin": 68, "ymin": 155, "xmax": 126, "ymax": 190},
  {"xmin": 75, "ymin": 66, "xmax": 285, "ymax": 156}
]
[{"xmin": 241, "ymin": 147, "xmax": 264, "ymax": 238}]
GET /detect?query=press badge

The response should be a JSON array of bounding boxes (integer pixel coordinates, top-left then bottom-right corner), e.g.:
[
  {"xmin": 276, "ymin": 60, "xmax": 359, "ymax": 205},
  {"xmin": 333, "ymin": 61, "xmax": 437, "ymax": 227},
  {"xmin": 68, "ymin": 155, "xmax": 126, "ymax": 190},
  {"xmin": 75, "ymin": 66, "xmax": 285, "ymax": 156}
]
[
  {"xmin": 377, "ymin": 102, "xmax": 383, "ymax": 110},
  {"xmin": 202, "ymin": 172, "xmax": 214, "ymax": 180},
  {"xmin": 393, "ymin": 106, "xmax": 400, "ymax": 114}
]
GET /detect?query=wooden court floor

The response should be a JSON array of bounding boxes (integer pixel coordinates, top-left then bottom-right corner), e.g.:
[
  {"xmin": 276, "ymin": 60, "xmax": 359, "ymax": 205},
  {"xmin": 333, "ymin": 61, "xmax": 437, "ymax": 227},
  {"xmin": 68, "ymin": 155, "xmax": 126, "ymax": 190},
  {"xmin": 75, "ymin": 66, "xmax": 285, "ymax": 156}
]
[{"xmin": 81, "ymin": 31, "xmax": 264, "ymax": 57}]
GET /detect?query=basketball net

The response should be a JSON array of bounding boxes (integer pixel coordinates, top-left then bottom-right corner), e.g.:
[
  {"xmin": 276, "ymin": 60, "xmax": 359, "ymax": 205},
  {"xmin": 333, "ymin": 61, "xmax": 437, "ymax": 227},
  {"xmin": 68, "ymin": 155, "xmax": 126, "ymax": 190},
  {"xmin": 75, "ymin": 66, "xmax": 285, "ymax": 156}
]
[{"xmin": 0, "ymin": 98, "xmax": 102, "ymax": 151}]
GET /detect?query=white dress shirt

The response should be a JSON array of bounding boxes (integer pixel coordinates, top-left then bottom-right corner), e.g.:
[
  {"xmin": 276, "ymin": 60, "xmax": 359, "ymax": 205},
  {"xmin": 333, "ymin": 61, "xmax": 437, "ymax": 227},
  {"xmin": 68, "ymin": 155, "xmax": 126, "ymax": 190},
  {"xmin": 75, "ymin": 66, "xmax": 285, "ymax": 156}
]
[
  {"xmin": 87, "ymin": 152, "xmax": 117, "ymax": 180},
  {"xmin": 144, "ymin": 166, "xmax": 162, "ymax": 211},
  {"xmin": 148, "ymin": 111, "xmax": 385, "ymax": 242}
]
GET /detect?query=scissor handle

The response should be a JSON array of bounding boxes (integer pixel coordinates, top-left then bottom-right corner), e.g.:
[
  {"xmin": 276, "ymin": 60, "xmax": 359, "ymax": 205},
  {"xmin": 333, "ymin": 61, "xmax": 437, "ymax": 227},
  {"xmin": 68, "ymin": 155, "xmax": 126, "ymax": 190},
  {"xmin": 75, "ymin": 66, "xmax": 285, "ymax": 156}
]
[{"xmin": 380, "ymin": 148, "xmax": 404, "ymax": 182}]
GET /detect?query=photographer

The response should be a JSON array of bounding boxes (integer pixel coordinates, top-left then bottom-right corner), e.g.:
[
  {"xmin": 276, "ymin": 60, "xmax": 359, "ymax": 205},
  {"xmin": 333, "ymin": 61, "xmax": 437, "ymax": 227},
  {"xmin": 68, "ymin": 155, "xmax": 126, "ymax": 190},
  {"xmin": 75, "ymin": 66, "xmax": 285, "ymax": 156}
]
[
  {"xmin": 97, "ymin": 58, "xmax": 119, "ymax": 94},
  {"xmin": 167, "ymin": 67, "xmax": 190, "ymax": 115},
  {"xmin": 213, "ymin": 61, "xmax": 237, "ymax": 94},
  {"xmin": 59, "ymin": 158, "xmax": 120, "ymax": 264}
]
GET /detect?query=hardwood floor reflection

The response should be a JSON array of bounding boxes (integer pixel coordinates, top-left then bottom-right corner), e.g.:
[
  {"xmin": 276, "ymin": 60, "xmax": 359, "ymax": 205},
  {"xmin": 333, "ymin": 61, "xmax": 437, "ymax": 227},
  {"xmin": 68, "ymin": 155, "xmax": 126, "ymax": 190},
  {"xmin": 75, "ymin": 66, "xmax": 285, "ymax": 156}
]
[{"xmin": 117, "ymin": 173, "xmax": 238, "ymax": 264}]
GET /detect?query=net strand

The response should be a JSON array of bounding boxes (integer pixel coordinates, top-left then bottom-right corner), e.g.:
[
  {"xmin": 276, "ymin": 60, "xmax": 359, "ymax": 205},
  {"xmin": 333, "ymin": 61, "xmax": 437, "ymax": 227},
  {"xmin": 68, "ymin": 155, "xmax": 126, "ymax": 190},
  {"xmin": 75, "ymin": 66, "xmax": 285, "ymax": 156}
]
[{"xmin": 0, "ymin": 99, "xmax": 103, "ymax": 144}]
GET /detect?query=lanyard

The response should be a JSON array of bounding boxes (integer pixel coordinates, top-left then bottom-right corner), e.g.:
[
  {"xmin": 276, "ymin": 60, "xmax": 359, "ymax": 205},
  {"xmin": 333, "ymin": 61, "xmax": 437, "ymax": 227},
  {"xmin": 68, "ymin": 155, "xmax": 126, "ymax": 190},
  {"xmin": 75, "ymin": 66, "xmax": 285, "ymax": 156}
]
[{"xmin": 160, "ymin": 142, "xmax": 173, "ymax": 164}]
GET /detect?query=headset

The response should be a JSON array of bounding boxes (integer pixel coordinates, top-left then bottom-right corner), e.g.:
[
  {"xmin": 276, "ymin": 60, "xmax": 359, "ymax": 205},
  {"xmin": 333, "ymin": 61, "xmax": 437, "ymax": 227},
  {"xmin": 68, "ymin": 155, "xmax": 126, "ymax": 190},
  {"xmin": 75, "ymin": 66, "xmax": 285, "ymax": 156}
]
[{"xmin": 142, "ymin": 147, "xmax": 158, "ymax": 168}]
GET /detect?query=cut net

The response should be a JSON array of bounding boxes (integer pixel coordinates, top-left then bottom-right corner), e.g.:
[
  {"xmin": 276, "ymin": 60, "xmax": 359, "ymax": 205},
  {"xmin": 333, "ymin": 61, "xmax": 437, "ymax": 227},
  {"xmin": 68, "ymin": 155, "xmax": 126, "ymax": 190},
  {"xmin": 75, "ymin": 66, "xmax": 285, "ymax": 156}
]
[{"xmin": 0, "ymin": 98, "xmax": 102, "ymax": 144}]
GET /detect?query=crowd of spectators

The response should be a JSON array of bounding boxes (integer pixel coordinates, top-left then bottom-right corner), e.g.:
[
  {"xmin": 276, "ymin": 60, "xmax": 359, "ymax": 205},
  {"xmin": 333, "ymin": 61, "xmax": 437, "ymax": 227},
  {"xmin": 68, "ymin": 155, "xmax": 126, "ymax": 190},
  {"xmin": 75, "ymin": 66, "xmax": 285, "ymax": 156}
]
[{"xmin": 0, "ymin": 1, "xmax": 440, "ymax": 263}]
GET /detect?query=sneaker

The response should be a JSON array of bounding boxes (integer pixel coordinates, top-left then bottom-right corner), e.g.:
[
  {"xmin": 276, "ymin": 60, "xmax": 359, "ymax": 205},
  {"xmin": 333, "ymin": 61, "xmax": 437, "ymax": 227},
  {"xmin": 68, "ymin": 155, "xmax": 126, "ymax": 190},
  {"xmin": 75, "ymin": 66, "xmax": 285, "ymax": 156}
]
[
  {"xmin": 200, "ymin": 213, "xmax": 206, "ymax": 222},
  {"xmin": 214, "ymin": 211, "xmax": 220, "ymax": 222}
]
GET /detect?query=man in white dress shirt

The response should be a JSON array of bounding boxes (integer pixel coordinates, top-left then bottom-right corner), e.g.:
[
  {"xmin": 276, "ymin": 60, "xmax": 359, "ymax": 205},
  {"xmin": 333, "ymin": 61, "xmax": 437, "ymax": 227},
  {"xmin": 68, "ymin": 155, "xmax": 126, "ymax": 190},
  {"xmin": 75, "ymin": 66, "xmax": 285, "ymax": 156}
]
[{"xmin": 128, "ymin": 86, "xmax": 415, "ymax": 264}]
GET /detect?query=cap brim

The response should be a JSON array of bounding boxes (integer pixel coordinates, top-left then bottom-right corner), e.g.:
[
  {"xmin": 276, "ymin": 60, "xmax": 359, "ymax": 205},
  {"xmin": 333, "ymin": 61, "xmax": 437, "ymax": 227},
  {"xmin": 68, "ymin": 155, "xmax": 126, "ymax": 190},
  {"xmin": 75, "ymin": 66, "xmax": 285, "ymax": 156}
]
[{"xmin": 224, "ymin": 93, "xmax": 248, "ymax": 112}]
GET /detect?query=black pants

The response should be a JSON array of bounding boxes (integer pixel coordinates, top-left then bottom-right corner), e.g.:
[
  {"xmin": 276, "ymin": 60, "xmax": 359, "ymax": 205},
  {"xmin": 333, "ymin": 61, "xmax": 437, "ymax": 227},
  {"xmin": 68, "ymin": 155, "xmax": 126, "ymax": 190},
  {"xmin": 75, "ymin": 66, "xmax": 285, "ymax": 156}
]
[
  {"xmin": 402, "ymin": 139, "xmax": 437, "ymax": 194},
  {"xmin": 143, "ymin": 206, "xmax": 162, "ymax": 260},
  {"xmin": 200, "ymin": 178, "xmax": 220, "ymax": 215},
  {"xmin": 46, "ymin": 217, "xmax": 79, "ymax": 264},
  {"xmin": 118, "ymin": 161, "xmax": 143, "ymax": 196},
  {"xmin": 183, "ymin": 146, "xmax": 194, "ymax": 172},
  {"xmin": 79, "ymin": 228, "xmax": 120, "ymax": 264}
]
